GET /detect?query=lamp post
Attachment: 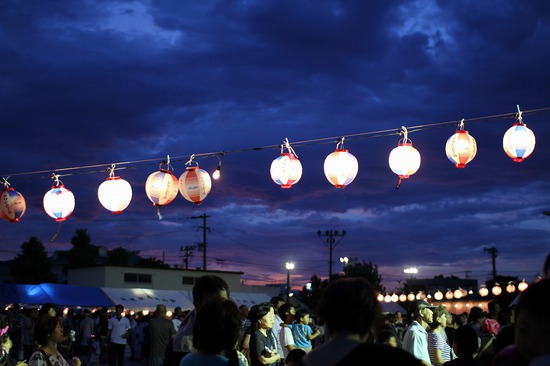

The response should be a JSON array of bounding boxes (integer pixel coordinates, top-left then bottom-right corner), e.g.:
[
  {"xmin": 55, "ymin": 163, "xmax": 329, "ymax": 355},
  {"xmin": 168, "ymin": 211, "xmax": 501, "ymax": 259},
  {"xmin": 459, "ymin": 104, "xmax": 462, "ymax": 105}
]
[
  {"xmin": 285, "ymin": 261, "xmax": 295, "ymax": 301},
  {"xmin": 340, "ymin": 256, "xmax": 349, "ymax": 271}
]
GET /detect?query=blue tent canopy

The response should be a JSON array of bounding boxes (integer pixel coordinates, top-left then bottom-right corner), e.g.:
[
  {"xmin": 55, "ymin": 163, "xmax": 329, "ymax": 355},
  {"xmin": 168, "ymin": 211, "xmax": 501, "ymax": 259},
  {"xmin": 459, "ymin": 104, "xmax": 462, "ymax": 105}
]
[{"xmin": 0, "ymin": 283, "xmax": 114, "ymax": 307}]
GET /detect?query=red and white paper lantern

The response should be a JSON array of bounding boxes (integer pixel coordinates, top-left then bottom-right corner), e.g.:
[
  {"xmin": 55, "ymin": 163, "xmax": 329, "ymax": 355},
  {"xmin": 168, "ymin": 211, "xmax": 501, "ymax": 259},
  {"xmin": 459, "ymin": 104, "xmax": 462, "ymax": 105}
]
[
  {"xmin": 43, "ymin": 184, "xmax": 75, "ymax": 222},
  {"xmin": 0, "ymin": 187, "xmax": 26, "ymax": 223},
  {"xmin": 178, "ymin": 165, "xmax": 212, "ymax": 205},
  {"xmin": 145, "ymin": 169, "xmax": 179, "ymax": 206}
]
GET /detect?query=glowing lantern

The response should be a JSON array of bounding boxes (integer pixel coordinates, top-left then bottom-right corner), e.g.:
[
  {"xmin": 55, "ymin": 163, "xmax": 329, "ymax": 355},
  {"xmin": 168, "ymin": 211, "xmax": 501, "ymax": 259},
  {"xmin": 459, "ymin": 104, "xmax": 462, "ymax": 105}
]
[
  {"xmin": 445, "ymin": 290, "xmax": 453, "ymax": 300},
  {"xmin": 43, "ymin": 175, "xmax": 75, "ymax": 222},
  {"xmin": 391, "ymin": 293, "xmax": 398, "ymax": 302},
  {"xmin": 384, "ymin": 294, "xmax": 391, "ymax": 303},
  {"xmin": 178, "ymin": 164, "xmax": 212, "ymax": 205},
  {"xmin": 454, "ymin": 288, "xmax": 463, "ymax": 299},
  {"xmin": 434, "ymin": 290, "xmax": 443, "ymax": 301},
  {"xmin": 479, "ymin": 285, "xmax": 489, "ymax": 297},
  {"xmin": 506, "ymin": 282, "xmax": 516, "ymax": 293},
  {"xmin": 492, "ymin": 283, "xmax": 502, "ymax": 296},
  {"xmin": 503, "ymin": 105, "xmax": 535, "ymax": 162},
  {"xmin": 518, "ymin": 279, "xmax": 528, "ymax": 292},
  {"xmin": 270, "ymin": 138, "xmax": 302, "ymax": 188},
  {"xmin": 407, "ymin": 293, "xmax": 415, "ymax": 302},
  {"xmin": 98, "ymin": 166, "xmax": 132, "ymax": 214},
  {"xmin": 377, "ymin": 293, "xmax": 384, "ymax": 302},
  {"xmin": 323, "ymin": 138, "xmax": 358, "ymax": 188},
  {"xmin": 446, "ymin": 119, "xmax": 477, "ymax": 168},
  {"xmin": 145, "ymin": 165, "xmax": 179, "ymax": 207},
  {"xmin": 0, "ymin": 180, "xmax": 26, "ymax": 223},
  {"xmin": 389, "ymin": 127, "xmax": 421, "ymax": 188},
  {"xmin": 399, "ymin": 294, "xmax": 407, "ymax": 302}
]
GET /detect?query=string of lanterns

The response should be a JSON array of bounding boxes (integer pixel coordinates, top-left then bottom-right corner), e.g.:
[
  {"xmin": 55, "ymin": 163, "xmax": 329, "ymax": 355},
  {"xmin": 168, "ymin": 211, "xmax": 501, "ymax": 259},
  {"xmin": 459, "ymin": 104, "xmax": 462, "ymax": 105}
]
[
  {"xmin": 0, "ymin": 105, "xmax": 542, "ymax": 223},
  {"xmin": 377, "ymin": 279, "xmax": 530, "ymax": 303}
]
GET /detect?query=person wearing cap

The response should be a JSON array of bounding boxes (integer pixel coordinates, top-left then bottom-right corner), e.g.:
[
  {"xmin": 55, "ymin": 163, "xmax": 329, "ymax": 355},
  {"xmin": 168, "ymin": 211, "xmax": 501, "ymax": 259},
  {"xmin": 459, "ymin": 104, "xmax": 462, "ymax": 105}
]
[{"xmin": 402, "ymin": 299, "xmax": 434, "ymax": 365}]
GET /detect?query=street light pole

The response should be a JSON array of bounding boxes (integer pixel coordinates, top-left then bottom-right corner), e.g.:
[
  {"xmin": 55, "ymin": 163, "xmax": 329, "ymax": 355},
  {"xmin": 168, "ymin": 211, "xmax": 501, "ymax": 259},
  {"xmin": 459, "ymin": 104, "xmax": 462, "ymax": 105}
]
[
  {"xmin": 317, "ymin": 230, "xmax": 346, "ymax": 281},
  {"xmin": 285, "ymin": 261, "xmax": 295, "ymax": 301}
]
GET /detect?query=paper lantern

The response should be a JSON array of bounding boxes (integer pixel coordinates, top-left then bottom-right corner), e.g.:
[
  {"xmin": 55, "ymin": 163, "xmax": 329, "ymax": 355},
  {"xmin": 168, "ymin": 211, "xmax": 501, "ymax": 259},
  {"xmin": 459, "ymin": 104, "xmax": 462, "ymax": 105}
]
[
  {"xmin": 384, "ymin": 294, "xmax": 391, "ymax": 303},
  {"xmin": 478, "ymin": 285, "xmax": 489, "ymax": 297},
  {"xmin": 145, "ymin": 169, "xmax": 179, "ymax": 206},
  {"xmin": 446, "ymin": 123, "xmax": 477, "ymax": 168},
  {"xmin": 503, "ymin": 122, "xmax": 536, "ymax": 162},
  {"xmin": 454, "ymin": 288, "xmax": 463, "ymax": 299},
  {"xmin": 270, "ymin": 152, "xmax": 302, "ymax": 188},
  {"xmin": 491, "ymin": 283, "xmax": 502, "ymax": 296},
  {"xmin": 43, "ymin": 184, "xmax": 75, "ymax": 222},
  {"xmin": 377, "ymin": 293, "xmax": 384, "ymax": 302},
  {"xmin": 434, "ymin": 290, "xmax": 443, "ymax": 301},
  {"xmin": 98, "ymin": 176, "xmax": 132, "ymax": 214},
  {"xmin": 506, "ymin": 282, "xmax": 516, "ymax": 293},
  {"xmin": 407, "ymin": 293, "xmax": 415, "ymax": 302},
  {"xmin": 389, "ymin": 128, "xmax": 421, "ymax": 188},
  {"xmin": 178, "ymin": 165, "xmax": 212, "ymax": 205},
  {"xmin": 445, "ymin": 290, "xmax": 454, "ymax": 300},
  {"xmin": 324, "ymin": 141, "xmax": 358, "ymax": 188},
  {"xmin": 399, "ymin": 293, "xmax": 407, "ymax": 302},
  {"xmin": 391, "ymin": 293, "xmax": 399, "ymax": 302},
  {"xmin": 0, "ymin": 187, "xmax": 26, "ymax": 223},
  {"xmin": 518, "ymin": 279, "xmax": 528, "ymax": 292}
]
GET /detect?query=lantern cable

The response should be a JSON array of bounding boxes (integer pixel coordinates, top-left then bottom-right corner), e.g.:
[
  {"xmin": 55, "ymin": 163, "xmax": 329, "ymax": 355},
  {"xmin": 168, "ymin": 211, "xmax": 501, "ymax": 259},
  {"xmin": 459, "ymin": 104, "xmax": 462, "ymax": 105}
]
[{"xmin": 1, "ymin": 105, "xmax": 550, "ymax": 180}]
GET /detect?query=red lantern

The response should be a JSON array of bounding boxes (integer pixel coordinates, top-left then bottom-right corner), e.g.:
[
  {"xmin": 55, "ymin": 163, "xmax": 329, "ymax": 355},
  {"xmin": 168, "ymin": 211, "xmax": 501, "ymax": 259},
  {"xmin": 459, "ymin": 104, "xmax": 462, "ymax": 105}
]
[
  {"xmin": 178, "ymin": 165, "xmax": 212, "ymax": 205},
  {"xmin": 0, "ymin": 181, "xmax": 26, "ymax": 223},
  {"xmin": 446, "ymin": 120, "xmax": 477, "ymax": 168}
]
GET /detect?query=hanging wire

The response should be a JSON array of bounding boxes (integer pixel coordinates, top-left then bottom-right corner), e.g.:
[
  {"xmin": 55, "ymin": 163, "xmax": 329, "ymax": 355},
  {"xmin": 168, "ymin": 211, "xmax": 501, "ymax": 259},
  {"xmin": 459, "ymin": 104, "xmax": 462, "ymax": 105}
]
[{"xmin": 1, "ymin": 106, "xmax": 549, "ymax": 180}]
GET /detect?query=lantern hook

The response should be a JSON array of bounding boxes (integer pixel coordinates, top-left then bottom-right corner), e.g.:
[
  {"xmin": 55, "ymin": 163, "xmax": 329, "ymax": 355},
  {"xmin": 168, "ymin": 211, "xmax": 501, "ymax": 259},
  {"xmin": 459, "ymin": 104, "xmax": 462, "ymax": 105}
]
[
  {"xmin": 399, "ymin": 126, "xmax": 411, "ymax": 144},
  {"xmin": 159, "ymin": 155, "xmax": 174, "ymax": 171},
  {"xmin": 458, "ymin": 118, "xmax": 465, "ymax": 131},
  {"xmin": 185, "ymin": 154, "xmax": 197, "ymax": 166},
  {"xmin": 516, "ymin": 104, "xmax": 523, "ymax": 124},
  {"xmin": 336, "ymin": 137, "xmax": 345, "ymax": 150},
  {"xmin": 284, "ymin": 138, "xmax": 299, "ymax": 158},
  {"xmin": 51, "ymin": 173, "xmax": 62, "ymax": 187},
  {"xmin": 1, "ymin": 177, "xmax": 10, "ymax": 189},
  {"xmin": 107, "ymin": 164, "xmax": 116, "ymax": 178}
]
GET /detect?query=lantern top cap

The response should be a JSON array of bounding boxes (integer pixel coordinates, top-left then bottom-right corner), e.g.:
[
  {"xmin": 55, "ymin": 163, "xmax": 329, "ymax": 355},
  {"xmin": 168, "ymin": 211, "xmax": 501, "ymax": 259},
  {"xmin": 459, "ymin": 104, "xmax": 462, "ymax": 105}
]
[{"xmin": 279, "ymin": 138, "xmax": 299, "ymax": 158}]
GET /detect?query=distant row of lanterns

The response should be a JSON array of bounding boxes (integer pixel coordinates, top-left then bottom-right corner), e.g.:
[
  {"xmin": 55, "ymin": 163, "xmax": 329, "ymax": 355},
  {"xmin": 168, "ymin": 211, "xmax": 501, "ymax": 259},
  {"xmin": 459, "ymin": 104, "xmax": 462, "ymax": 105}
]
[
  {"xmin": 377, "ymin": 280, "xmax": 530, "ymax": 303},
  {"xmin": 273, "ymin": 105, "xmax": 535, "ymax": 190},
  {"xmin": 0, "ymin": 106, "xmax": 538, "ymax": 223}
]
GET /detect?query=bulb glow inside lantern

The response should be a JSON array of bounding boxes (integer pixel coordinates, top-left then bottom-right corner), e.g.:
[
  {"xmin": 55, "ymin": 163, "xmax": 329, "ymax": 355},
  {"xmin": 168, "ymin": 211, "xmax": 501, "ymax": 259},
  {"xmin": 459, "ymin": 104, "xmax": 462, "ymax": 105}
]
[
  {"xmin": 503, "ymin": 122, "xmax": 536, "ymax": 162},
  {"xmin": 434, "ymin": 290, "xmax": 443, "ymax": 301},
  {"xmin": 43, "ymin": 184, "xmax": 75, "ymax": 222},
  {"xmin": 389, "ymin": 128, "xmax": 421, "ymax": 188},
  {"xmin": 478, "ymin": 285, "xmax": 489, "ymax": 297},
  {"xmin": 445, "ymin": 290, "xmax": 454, "ymax": 300},
  {"xmin": 399, "ymin": 293, "xmax": 407, "ymax": 302},
  {"xmin": 0, "ymin": 187, "xmax": 26, "ymax": 223},
  {"xmin": 98, "ymin": 177, "xmax": 132, "ymax": 214},
  {"xmin": 145, "ymin": 169, "xmax": 179, "ymax": 206},
  {"xmin": 178, "ymin": 165, "xmax": 212, "ymax": 205},
  {"xmin": 518, "ymin": 279, "xmax": 528, "ymax": 292},
  {"xmin": 446, "ymin": 124, "xmax": 477, "ymax": 168},
  {"xmin": 270, "ymin": 152, "xmax": 302, "ymax": 188},
  {"xmin": 324, "ymin": 146, "xmax": 358, "ymax": 188},
  {"xmin": 506, "ymin": 282, "xmax": 516, "ymax": 293},
  {"xmin": 491, "ymin": 283, "xmax": 502, "ymax": 296}
]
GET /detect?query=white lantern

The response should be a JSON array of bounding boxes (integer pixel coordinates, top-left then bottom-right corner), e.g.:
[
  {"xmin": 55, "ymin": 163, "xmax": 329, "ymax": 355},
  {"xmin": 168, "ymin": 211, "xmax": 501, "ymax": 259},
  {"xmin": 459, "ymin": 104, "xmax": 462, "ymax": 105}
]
[
  {"xmin": 377, "ymin": 293, "xmax": 384, "ymax": 302},
  {"xmin": 178, "ymin": 165, "xmax": 212, "ymax": 205},
  {"xmin": 503, "ymin": 123, "xmax": 536, "ymax": 162},
  {"xmin": 271, "ymin": 153, "xmax": 302, "ymax": 188},
  {"xmin": 407, "ymin": 293, "xmax": 415, "ymax": 302},
  {"xmin": 391, "ymin": 293, "xmax": 399, "ymax": 302},
  {"xmin": 445, "ymin": 290, "xmax": 453, "ymax": 300},
  {"xmin": 518, "ymin": 279, "xmax": 528, "ymax": 292},
  {"xmin": 454, "ymin": 288, "xmax": 463, "ymax": 299},
  {"xmin": 389, "ymin": 127, "xmax": 420, "ymax": 188},
  {"xmin": 479, "ymin": 285, "xmax": 489, "ymax": 297},
  {"xmin": 384, "ymin": 294, "xmax": 391, "ymax": 303},
  {"xmin": 399, "ymin": 293, "xmax": 407, "ymax": 302},
  {"xmin": 324, "ymin": 139, "xmax": 358, "ymax": 188},
  {"xmin": 98, "ymin": 176, "xmax": 132, "ymax": 214},
  {"xmin": 43, "ymin": 183, "xmax": 75, "ymax": 222},
  {"xmin": 446, "ymin": 121, "xmax": 477, "ymax": 168},
  {"xmin": 506, "ymin": 282, "xmax": 516, "ymax": 293},
  {"xmin": 434, "ymin": 290, "xmax": 443, "ymax": 301},
  {"xmin": 145, "ymin": 169, "xmax": 179, "ymax": 206}
]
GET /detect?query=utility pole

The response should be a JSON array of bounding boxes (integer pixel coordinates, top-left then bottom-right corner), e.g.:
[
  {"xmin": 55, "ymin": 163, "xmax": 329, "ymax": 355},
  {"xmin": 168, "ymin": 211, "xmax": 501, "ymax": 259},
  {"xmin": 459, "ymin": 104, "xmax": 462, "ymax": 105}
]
[
  {"xmin": 179, "ymin": 245, "xmax": 196, "ymax": 269},
  {"xmin": 192, "ymin": 214, "xmax": 210, "ymax": 270},
  {"xmin": 317, "ymin": 230, "xmax": 346, "ymax": 281},
  {"xmin": 484, "ymin": 246, "xmax": 498, "ymax": 280}
]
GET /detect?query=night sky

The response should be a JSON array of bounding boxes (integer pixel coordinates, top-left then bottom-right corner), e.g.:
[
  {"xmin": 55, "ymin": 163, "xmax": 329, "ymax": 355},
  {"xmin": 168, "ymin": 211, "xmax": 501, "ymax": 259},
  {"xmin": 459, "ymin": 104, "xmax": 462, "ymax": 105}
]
[{"xmin": 1, "ymin": 0, "xmax": 550, "ymax": 291}]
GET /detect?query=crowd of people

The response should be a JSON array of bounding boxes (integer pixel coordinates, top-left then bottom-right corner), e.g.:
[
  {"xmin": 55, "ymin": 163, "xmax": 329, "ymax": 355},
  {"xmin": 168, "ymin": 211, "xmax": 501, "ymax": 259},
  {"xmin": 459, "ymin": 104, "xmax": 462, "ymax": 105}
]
[{"xmin": 0, "ymin": 253, "xmax": 548, "ymax": 366}]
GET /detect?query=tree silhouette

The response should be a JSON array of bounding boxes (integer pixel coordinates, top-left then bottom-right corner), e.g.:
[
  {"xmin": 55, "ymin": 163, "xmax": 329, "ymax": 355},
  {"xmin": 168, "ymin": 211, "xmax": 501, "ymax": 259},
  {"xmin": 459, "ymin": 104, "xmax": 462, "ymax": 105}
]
[
  {"xmin": 10, "ymin": 236, "xmax": 56, "ymax": 284},
  {"xmin": 65, "ymin": 229, "xmax": 98, "ymax": 270}
]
